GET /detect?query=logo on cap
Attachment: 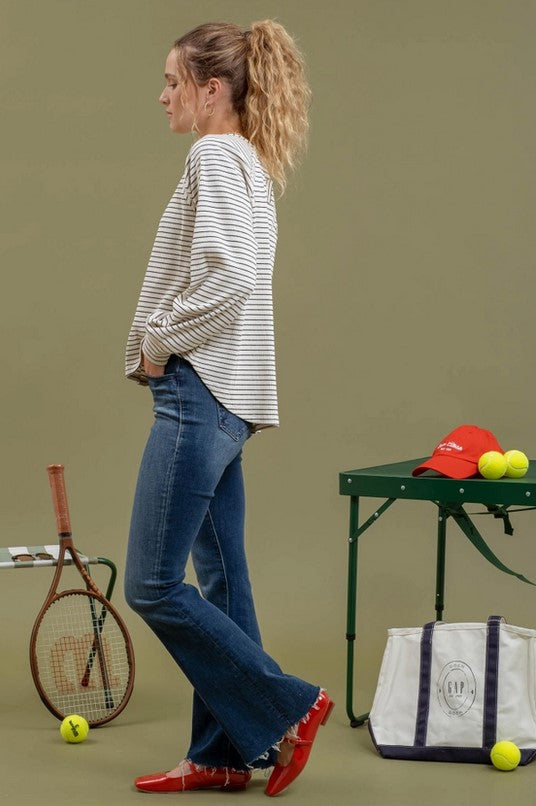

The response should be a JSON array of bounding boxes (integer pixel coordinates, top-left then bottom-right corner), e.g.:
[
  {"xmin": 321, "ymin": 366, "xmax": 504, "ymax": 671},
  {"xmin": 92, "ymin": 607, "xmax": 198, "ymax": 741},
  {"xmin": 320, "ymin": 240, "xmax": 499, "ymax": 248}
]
[{"xmin": 412, "ymin": 425, "xmax": 503, "ymax": 479}]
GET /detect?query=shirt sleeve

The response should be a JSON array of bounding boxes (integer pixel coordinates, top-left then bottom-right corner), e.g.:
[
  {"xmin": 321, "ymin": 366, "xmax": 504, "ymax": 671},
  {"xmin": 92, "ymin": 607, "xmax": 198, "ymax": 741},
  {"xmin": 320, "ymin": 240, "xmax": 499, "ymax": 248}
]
[{"xmin": 142, "ymin": 141, "xmax": 257, "ymax": 365}]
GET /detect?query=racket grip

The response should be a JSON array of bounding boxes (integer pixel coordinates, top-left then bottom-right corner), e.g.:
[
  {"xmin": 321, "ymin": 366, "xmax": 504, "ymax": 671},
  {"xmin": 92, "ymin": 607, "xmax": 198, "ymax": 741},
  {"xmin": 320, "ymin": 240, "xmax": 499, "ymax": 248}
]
[{"xmin": 47, "ymin": 464, "xmax": 72, "ymax": 535}]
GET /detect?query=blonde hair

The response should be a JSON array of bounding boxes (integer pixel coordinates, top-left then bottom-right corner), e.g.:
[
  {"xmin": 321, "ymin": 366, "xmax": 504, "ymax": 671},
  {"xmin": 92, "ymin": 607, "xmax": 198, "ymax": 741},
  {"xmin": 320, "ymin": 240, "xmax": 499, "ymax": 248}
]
[{"xmin": 172, "ymin": 20, "xmax": 311, "ymax": 195}]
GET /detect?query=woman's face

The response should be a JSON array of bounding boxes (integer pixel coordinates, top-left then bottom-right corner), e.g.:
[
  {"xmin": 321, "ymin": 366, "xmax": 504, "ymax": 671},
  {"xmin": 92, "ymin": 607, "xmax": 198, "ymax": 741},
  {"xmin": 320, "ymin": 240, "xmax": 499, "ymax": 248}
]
[{"xmin": 159, "ymin": 49, "xmax": 200, "ymax": 133}]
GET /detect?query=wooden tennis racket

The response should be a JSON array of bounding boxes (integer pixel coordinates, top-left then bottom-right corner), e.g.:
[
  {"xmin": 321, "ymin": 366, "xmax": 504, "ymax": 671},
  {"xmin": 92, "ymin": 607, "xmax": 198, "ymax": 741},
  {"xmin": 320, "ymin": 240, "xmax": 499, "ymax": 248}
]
[{"xmin": 29, "ymin": 464, "xmax": 135, "ymax": 726}]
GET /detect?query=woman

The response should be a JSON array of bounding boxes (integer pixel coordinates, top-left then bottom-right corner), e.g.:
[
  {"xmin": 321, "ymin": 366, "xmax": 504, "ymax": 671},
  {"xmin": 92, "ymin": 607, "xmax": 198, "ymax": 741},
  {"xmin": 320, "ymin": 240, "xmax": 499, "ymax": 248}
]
[{"xmin": 124, "ymin": 20, "xmax": 332, "ymax": 796}]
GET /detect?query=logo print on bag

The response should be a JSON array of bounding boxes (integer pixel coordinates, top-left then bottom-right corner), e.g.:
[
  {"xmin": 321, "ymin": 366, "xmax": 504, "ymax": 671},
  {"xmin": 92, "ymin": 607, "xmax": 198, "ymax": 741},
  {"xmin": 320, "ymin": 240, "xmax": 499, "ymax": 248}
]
[{"xmin": 437, "ymin": 661, "xmax": 476, "ymax": 717}]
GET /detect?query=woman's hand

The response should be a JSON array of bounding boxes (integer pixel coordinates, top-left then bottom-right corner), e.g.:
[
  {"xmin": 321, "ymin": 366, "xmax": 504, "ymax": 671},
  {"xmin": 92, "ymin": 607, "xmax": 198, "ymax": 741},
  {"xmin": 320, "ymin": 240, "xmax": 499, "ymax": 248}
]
[{"xmin": 141, "ymin": 351, "xmax": 165, "ymax": 378}]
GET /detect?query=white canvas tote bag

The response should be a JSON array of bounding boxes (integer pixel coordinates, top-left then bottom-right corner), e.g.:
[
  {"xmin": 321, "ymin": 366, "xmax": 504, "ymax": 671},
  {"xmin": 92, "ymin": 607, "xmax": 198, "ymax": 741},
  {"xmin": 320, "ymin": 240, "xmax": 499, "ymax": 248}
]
[{"xmin": 369, "ymin": 616, "xmax": 536, "ymax": 764}]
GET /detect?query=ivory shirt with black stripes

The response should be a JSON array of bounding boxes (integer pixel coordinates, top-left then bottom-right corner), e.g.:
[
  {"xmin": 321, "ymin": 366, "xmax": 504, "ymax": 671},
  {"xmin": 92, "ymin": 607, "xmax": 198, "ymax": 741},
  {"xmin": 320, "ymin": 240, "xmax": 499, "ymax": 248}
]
[{"xmin": 125, "ymin": 133, "xmax": 279, "ymax": 432}]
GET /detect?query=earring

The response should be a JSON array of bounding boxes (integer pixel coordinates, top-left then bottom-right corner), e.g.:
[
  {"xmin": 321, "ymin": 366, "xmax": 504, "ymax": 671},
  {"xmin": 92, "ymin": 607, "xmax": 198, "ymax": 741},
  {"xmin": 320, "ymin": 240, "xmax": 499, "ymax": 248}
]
[{"xmin": 204, "ymin": 101, "xmax": 215, "ymax": 117}]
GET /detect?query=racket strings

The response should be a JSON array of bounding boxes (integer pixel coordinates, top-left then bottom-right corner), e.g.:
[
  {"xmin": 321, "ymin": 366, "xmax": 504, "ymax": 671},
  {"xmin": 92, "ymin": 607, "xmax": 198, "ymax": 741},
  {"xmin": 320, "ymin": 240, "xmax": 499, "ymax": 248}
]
[{"xmin": 34, "ymin": 591, "xmax": 132, "ymax": 725}]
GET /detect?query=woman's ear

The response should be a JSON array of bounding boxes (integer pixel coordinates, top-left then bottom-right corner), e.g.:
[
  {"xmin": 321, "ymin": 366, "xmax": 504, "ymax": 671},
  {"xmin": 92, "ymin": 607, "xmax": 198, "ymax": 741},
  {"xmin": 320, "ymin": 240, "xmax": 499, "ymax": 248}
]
[{"xmin": 206, "ymin": 77, "xmax": 222, "ymax": 98}]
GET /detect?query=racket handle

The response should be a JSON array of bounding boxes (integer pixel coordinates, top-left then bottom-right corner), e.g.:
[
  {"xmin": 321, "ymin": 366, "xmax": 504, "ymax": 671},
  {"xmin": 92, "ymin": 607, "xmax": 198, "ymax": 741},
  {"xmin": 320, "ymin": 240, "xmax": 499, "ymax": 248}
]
[{"xmin": 47, "ymin": 464, "xmax": 72, "ymax": 536}]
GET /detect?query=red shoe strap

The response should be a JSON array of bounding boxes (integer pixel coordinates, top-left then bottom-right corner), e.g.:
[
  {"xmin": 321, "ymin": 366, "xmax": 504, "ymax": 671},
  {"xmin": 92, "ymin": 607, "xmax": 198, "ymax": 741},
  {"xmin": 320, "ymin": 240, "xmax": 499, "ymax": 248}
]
[{"xmin": 283, "ymin": 738, "xmax": 313, "ymax": 748}]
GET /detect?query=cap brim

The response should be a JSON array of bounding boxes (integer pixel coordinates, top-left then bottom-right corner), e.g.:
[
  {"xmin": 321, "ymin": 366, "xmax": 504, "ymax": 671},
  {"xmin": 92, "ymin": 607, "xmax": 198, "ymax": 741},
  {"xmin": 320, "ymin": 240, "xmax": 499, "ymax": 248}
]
[{"xmin": 412, "ymin": 455, "xmax": 478, "ymax": 479}]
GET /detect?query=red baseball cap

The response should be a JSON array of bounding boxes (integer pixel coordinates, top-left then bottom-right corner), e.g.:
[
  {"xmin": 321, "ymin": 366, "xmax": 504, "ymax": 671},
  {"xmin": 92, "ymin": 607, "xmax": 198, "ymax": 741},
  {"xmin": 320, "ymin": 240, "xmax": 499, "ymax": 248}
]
[{"xmin": 412, "ymin": 425, "xmax": 504, "ymax": 479}]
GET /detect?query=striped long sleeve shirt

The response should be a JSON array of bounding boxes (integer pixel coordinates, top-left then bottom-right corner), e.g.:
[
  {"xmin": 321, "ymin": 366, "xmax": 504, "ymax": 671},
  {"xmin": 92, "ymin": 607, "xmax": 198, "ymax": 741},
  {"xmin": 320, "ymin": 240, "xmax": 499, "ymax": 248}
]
[{"xmin": 124, "ymin": 133, "xmax": 279, "ymax": 431}]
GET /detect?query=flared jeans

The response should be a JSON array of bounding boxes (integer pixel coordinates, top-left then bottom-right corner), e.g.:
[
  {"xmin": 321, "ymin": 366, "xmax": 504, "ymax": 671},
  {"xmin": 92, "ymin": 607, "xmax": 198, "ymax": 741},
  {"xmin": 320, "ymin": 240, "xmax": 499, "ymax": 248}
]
[{"xmin": 124, "ymin": 355, "xmax": 319, "ymax": 770}]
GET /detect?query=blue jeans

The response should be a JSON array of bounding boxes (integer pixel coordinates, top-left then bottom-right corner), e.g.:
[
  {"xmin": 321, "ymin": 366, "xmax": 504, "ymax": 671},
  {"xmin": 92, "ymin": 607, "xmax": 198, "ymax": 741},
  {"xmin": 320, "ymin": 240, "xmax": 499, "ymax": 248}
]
[{"xmin": 124, "ymin": 355, "xmax": 319, "ymax": 770}]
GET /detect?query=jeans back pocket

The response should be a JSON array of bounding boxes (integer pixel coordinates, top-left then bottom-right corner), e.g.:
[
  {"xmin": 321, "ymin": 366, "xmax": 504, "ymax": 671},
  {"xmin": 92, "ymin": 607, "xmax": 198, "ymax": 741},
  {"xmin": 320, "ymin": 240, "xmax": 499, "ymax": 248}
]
[{"xmin": 216, "ymin": 401, "xmax": 252, "ymax": 442}]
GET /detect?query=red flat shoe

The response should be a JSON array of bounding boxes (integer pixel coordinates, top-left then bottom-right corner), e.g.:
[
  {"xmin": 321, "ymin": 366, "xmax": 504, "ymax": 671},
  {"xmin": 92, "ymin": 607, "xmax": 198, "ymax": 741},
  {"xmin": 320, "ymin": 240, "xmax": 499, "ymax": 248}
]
[
  {"xmin": 135, "ymin": 759, "xmax": 251, "ymax": 792},
  {"xmin": 265, "ymin": 690, "xmax": 334, "ymax": 797}
]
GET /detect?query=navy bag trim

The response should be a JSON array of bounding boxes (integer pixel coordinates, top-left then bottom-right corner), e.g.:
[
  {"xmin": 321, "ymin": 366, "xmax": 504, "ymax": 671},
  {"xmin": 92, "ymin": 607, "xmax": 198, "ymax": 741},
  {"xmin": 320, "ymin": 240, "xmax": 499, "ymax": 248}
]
[
  {"xmin": 482, "ymin": 615, "xmax": 501, "ymax": 749},
  {"xmin": 414, "ymin": 622, "xmax": 435, "ymax": 747}
]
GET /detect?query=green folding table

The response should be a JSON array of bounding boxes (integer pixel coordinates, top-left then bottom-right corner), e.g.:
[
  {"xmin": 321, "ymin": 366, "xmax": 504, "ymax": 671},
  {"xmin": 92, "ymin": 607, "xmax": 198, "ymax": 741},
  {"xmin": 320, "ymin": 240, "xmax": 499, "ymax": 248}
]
[{"xmin": 339, "ymin": 458, "xmax": 536, "ymax": 727}]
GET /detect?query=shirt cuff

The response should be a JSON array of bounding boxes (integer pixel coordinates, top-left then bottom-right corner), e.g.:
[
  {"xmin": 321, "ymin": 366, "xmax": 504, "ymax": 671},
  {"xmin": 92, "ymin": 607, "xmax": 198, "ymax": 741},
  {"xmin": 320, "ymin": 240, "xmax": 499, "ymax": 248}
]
[{"xmin": 141, "ymin": 333, "xmax": 170, "ymax": 366}]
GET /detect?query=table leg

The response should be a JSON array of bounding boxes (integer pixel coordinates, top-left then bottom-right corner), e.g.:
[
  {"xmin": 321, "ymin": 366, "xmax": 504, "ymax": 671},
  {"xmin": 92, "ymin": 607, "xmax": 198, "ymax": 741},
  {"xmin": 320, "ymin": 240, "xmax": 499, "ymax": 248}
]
[
  {"xmin": 344, "ymin": 495, "xmax": 397, "ymax": 727},
  {"xmin": 346, "ymin": 495, "xmax": 368, "ymax": 727},
  {"xmin": 435, "ymin": 506, "xmax": 448, "ymax": 621}
]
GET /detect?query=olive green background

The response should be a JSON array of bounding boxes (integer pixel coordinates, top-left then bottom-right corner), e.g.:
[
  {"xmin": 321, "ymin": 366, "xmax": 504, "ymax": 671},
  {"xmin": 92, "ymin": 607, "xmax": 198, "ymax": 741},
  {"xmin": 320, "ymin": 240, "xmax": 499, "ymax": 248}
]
[{"xmin": 2, "ymin": 1, "xmax": 536, "ymax": 803}]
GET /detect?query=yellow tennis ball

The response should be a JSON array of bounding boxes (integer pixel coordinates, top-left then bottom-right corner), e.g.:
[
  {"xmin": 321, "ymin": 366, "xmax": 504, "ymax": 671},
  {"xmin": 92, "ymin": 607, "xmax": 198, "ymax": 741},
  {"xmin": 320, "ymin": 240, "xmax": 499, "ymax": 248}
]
[
  {"xmin": 60, "ymin": 714, "xmax": 89, "ymax": 743},
  {"xmin": 490, "ymin": 740, "xmax": 521, "ymax": 771},
  {"xmin": 503, "ymin": 450, "xmax": 529, "ymax": 479},
  {"xmin": 478, "ymin": 451, "xmax": 507, "ymax": 480}
]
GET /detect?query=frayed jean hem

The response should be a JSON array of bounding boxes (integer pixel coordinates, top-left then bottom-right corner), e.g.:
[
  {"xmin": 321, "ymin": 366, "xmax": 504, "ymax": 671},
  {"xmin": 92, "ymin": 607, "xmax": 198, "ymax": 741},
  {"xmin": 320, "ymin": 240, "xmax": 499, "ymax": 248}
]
[{"xmin": 245, "ymin": 686, "xmax": 324, "ymax": 770}]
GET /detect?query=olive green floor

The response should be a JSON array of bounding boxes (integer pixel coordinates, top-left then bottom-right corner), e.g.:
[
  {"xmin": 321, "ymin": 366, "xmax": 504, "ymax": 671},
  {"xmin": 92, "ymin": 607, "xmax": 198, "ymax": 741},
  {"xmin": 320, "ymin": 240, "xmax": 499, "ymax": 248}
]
[
  {"xmin": 3, "ymin": 665, "xmax": 535, "ymax": 806},
  {"xmin": 4, "ymin": 534, "xmax": 536, "ymax": 806}
]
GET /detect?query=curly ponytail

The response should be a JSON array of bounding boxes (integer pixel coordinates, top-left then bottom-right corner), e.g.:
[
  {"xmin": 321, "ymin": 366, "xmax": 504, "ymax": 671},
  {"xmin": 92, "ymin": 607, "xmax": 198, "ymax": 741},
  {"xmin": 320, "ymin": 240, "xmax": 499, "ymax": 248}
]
[
  {"xmin": 172, "ymin": 20, "xmax": 311, "ymax": 195},
  {"xmin": 244, "ymin": 21, "xmax": 311, "ymax": 194}
]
